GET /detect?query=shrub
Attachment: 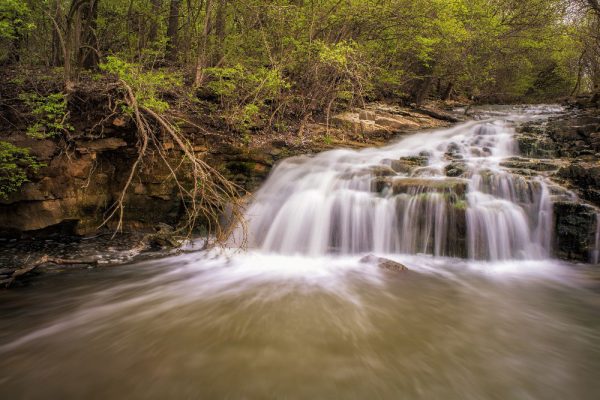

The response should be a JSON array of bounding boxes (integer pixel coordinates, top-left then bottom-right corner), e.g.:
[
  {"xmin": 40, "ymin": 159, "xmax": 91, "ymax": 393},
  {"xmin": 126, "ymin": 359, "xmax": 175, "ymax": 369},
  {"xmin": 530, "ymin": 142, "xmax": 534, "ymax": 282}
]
[
  {"xmin": 100, "ymin": 55, "xmax": 182, "ymax": 113},
  {"xmin": 0, "ymin": 141, "xmax": 42, "ymax": 199},
  {"xmin": 20, "ymin": 92, "xmax": 73, "ymax": 139},
  {"xmin": 204, "ymin": 65, "xmax": 290, "ymax": 132}
]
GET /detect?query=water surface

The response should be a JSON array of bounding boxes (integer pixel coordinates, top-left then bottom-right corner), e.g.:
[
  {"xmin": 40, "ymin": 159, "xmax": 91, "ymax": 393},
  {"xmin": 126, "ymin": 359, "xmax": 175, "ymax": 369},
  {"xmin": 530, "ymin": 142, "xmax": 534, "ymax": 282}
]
[{"xmin": 0, "ymin": 253, "xmax": 599, "ymax": 399}]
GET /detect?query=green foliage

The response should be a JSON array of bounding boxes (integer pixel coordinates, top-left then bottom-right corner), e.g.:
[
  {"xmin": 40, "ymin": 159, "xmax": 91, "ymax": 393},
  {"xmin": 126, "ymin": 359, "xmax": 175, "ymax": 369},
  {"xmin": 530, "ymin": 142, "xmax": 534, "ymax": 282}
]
[
  {"xmin": 100, "ymin": 56, "xmax": 182, "ymax": 113},
  {"xmin": 0, "ymin": 141, "xmax": 42, "ymax": 199},
  {"xmin": 0, "ymin": 0, "xmax": 34, "ymax": 39},
  {"xmin": 20, "ymin": 93, "xmax": 73, "ymax": 139},
  {"xmin": 204, "ymin": 65, "xmax": 289, "ymax": 132},
  {"xmin": 5, "ymin": 0, "xmax": 595, "ymax": 107}
]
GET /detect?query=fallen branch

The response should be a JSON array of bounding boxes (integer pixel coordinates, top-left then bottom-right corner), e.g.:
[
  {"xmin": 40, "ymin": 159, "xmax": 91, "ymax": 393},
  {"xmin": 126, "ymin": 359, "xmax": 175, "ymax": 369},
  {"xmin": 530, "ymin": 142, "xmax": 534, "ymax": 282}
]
[{"xmin": 2, "ymin": 255, "xmax": 99, "ymax": 288}]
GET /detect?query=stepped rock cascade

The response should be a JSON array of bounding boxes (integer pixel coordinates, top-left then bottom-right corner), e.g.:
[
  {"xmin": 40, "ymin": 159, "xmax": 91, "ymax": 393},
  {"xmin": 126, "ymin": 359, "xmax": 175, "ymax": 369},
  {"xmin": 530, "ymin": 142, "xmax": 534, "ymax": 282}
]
[{"xmin": 239, "ymin": 107, "xmax": 563, "ymax": 260}]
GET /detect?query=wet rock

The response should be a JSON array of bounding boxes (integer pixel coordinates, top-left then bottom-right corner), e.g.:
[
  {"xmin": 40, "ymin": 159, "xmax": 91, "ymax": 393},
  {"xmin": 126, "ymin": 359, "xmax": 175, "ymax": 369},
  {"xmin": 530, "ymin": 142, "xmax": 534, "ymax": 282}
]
[
  {"xmin": 500, "ymin": 157, "xmax": 561, "ymax": 172},
  {"xmin": 373, "ymin": 177, "xmax": 468, "ymax": 198},
  {"xmin": 553, "ymin": 201, "xmax": 598, "ymax": 262},
  {"xmin": 445, "ymin": 162, "xmax": 468, "ymax": 177},
  {"xmin": 556, "ymin": 162, "xmax": 600, "ymax": 206},
  {"xmin": 360, "ymin": 254, "xmax": 408, "ymax": 272},
  {"xmin": 384, "ymin": 156, "xmax": 428, "ymax": 174},
  {"xmin": 143, "ymin": 223, "xmax": 180, "ymax": 249},
  {"xmin": 445, "ymin": 142, "xmax": 462, "ymax": 158}
]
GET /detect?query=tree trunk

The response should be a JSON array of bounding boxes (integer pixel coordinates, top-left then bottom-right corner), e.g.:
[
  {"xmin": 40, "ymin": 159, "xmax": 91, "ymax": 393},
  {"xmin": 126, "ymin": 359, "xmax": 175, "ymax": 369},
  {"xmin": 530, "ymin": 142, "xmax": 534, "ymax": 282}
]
[
  {"xmin": 414, "ymin": 77, "xmax": 433, "ymax": 106},
  {"xmin": 51, "ymin": 0, "xmax": 62, "ymax": 66},
  {"xmin": 442, "ymin": 82, "xmax": 454, "ymax": 101},
  {"xmin": 166, "ymin": 0, "xmax": 181, "ymax": 61},
  {"xmin": 194, "ymin": 0, "xmax": 213, "ymax": 87},
  {"xmin": 212, "ymin": 0, "xmax": 227, "ymax": 65},
  {"xmin": 148, "ymin": 0, "xmax": 162, "ymax": 43},
  {"xmin": 79, "ymin": 0, "xmax": 99, "ymax": 70}
]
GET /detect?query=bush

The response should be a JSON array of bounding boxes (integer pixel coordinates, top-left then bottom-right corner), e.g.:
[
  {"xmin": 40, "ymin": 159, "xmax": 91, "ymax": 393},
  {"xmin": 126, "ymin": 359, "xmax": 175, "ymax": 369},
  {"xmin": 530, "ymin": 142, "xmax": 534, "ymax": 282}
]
[
  {"xmin": 204, "ymin": 65, "xmax": 290, "ymax": 132},
  {"xmin": 0, "ymin": 141, "xmax": 42, "ymax": 199},
  {"xmin": 100, "ymin": 56, "xmax": 182, "ymax": 113},
  {"xmin": 20, "ymin": 92, "xmax": 73, "ymax": 139}
]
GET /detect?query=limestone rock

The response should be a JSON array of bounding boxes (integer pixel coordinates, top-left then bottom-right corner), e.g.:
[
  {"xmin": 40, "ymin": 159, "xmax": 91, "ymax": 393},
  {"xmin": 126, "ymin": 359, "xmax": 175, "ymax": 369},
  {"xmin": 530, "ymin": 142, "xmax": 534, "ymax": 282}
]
[{"xmin": 75, "ymin": 137, "xmax": 127, "ymax": 153}]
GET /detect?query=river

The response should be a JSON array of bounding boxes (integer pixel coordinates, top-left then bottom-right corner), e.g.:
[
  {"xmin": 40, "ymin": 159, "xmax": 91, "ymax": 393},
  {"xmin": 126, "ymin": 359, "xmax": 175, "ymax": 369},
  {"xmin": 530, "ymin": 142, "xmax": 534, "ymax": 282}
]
[{"xmin": 0, "ymin": 105, "xmax": 599, "ymax": 399}]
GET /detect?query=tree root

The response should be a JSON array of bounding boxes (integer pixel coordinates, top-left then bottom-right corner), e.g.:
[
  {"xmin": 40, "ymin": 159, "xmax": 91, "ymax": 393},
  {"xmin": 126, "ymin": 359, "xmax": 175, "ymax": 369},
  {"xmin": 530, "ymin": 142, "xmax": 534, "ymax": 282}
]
[{"xmin": 100, "ymin": 79, "xmax": 247, "ymax": 248}]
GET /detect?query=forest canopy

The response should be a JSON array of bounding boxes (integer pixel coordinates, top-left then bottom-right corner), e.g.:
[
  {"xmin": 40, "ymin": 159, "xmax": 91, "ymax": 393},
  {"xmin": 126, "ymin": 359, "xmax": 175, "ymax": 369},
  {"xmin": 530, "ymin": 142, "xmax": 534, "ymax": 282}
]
[{"xmin": 1, "ymin": 0, "xmax": 599, "ymax": 111}]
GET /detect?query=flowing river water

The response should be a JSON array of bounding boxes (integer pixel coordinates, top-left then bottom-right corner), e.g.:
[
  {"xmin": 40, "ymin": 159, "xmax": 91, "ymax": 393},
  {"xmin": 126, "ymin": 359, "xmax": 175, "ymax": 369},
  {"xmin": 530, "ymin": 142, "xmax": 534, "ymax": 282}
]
[{"xmin": 1, "ymin": 106, "xmax": 600, "ymax": 399}]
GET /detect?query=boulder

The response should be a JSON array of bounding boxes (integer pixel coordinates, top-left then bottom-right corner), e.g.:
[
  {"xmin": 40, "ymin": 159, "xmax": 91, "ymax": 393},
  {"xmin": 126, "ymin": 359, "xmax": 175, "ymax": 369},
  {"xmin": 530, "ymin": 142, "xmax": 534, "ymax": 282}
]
[{"xmin": 374, "ymin": 116, "xmax": 419, "ymax": 130}]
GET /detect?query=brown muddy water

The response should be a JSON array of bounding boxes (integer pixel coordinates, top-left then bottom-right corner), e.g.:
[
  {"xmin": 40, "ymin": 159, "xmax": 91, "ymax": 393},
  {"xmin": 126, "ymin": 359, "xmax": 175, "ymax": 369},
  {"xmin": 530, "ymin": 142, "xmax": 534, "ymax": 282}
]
[{"xmin": 0, "ymin": 252, "xmax": 599, "ymax": 399}]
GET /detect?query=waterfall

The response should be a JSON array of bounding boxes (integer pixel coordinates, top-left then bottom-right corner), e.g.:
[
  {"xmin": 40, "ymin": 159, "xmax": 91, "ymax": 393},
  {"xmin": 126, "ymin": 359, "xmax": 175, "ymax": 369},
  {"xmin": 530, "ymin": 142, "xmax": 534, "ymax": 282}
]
[{"xmin": 238, "ymin": 108, "xmax": 559, "ymax": 261}]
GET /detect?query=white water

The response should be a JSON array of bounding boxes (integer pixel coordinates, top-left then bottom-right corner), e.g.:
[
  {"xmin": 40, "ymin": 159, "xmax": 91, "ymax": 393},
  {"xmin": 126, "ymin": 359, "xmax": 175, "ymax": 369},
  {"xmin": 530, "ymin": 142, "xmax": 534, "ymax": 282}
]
[{"xmin": 238, "ymin": 107, "xmax": 558, "ymax": 261}]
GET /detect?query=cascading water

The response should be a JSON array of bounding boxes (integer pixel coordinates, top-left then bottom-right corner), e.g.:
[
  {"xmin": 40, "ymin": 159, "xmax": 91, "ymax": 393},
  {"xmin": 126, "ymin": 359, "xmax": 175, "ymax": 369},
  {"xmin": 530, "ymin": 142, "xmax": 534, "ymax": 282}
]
[{"xmin": 239, "ymin": 107, "xmax": 557, "ymax": 261}]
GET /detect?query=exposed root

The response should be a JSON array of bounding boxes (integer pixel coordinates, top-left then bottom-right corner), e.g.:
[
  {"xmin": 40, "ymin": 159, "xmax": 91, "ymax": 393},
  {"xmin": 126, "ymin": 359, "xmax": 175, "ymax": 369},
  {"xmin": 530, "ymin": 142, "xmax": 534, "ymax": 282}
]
[{"xmin": 100, "ymin": 79, "xmax": 247, "ymax": 248}]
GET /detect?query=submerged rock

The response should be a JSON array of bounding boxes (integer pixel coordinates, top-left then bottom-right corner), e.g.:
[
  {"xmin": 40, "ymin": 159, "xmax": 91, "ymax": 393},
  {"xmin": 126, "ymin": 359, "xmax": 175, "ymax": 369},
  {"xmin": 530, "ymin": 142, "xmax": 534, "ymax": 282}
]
[{"xmin": 359, "ymin": 254, "xmax": 408, "ymax": 272}]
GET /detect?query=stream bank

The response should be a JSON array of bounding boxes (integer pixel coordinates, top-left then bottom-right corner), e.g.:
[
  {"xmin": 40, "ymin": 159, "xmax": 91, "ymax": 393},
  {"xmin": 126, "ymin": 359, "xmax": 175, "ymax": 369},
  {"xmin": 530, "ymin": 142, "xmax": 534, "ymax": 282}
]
[{"xmin": 0, "ymin": 90, "xmax": 455, "ymax": 283}]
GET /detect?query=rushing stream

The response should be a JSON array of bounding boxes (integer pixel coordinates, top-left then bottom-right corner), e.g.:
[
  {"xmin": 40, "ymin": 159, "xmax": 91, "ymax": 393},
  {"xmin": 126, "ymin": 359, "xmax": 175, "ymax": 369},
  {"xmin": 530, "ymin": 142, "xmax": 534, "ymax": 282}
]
[{"xmin": 1, "ymin": 106, "xmax": 599, "ymax": 399}]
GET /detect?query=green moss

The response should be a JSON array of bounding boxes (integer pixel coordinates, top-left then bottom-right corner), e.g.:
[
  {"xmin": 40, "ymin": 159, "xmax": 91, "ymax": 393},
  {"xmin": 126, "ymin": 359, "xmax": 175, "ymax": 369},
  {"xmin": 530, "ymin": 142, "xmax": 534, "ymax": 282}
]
[{"xmin": 453, "ymin": 200, "xmax": 468, "ymax": 210}]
